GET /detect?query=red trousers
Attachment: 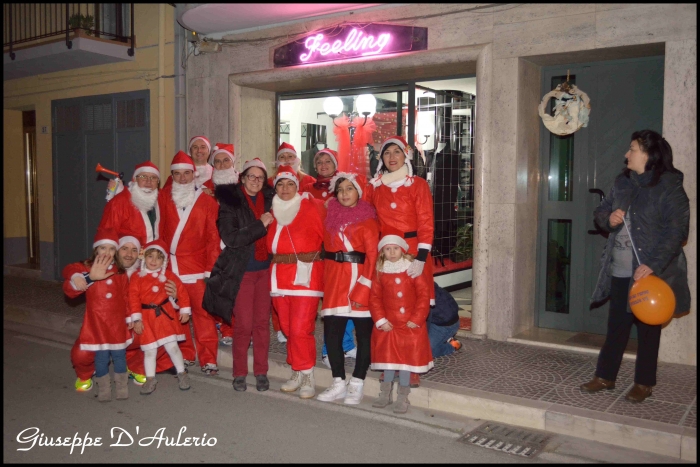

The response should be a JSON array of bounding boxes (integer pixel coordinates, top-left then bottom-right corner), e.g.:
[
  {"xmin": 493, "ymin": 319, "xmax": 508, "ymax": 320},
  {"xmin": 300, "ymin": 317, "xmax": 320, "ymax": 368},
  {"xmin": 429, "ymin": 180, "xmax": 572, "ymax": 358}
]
[
  {"xmin": 271, "ymin": 303, "xmax": 281, "ymax": 332},
  {"xmin": 183, "ymin": 280, "xmax": 218, "ymax": 366},
  {"xmin": 215, "ymin": 316, "xmax": 234, "ymax": 338},
  {"xmin": 71, "ymin": 334, "xmax": 173, "ymax": 380},
  {"xmin": 232, "ymin": 270, "xmax": 271, "ymax": 377},
  {"xmin": 273, "ymin": 295, "xmax": 320, "ymax": 371}
]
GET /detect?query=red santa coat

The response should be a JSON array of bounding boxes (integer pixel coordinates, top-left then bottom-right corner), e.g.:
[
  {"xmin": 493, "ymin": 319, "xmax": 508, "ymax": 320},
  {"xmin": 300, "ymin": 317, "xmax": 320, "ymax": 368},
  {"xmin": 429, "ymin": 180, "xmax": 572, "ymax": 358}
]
[
  {"xmin": 62, "ymin": 262, "xmax": 133, "ymax": 351},
  {"xmin": 129, "ymin": 269, "xmax": 191, "ymax": 350},
  {"xmin": 321, "ymin": 203, "xmax": 379, "ymax": 317},
  {"xmin": 158, "ymin": 185, "xmax": 221, "ymax": 283},
  {"xmin": 367, "ymin": 173, "xmax": 435, "ymax": 303},
  {"xmin": 267, "ymin": 195, "xmax": 324, "ymax": 297},
  {"xmin": 300, "ymin": 176, "xmax": 333, "ymax": 200},
  {"xmin": 369, "ymin": 258, "xmax": 434, "ymax": 373},
  {"xmin": 98, "ymin": 188, "xmax": 160, "ymax": 245}
]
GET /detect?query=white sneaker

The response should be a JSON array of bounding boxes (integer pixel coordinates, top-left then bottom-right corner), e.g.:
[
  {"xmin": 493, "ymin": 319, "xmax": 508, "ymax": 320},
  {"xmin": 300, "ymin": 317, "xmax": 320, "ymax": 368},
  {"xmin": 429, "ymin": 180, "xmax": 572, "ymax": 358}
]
[
  {"xmin": 299, "ymin": 370, "xmax": 316, "ymax": 399},
  {"xmin": 277, "ymin": 331, "xmax": 287, "ymax": 343},
  {"xmin": 322, "ymin": 355, "xmax": 331, "ymax": 369},
  {"xmin": 220, "ymin": 336, "xmax": 232, "ymax": 346},
  {"xmin": 344, "ymin": 347, "xmax": 357, "ymax": 359},
  {"xmin": 280, "ymin": 370, "xmax": 302, "ymax": 392},
  {"xmin": 343, "ymin": 377, "xmax": 364, "ymax": 405},
  {"xmin": 316, "ymin": 377, "xmax": 347, "ymax": 402}
]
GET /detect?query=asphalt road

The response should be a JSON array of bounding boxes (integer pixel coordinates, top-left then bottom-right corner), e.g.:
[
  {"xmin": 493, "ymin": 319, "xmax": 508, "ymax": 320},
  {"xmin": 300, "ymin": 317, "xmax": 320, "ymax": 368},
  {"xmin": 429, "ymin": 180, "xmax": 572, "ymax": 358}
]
[{"xmin": 3, "ymin": 328, "xmax": 550, "ymax": 464}]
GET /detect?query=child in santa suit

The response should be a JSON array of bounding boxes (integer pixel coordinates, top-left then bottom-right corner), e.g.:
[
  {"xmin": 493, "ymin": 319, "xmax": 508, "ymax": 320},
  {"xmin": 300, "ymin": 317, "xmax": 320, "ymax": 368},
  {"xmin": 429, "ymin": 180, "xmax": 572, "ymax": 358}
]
[
  {"xmin": 130, "ymin": 239, "xmax": 192, "ymax": 395},
  {"xmin": 65, "ymin": 228, "xmax": 133, "ymax": 402},
  {"xmin": 370, "ymin": 231, "xmax": 434, "ymax": 414}
]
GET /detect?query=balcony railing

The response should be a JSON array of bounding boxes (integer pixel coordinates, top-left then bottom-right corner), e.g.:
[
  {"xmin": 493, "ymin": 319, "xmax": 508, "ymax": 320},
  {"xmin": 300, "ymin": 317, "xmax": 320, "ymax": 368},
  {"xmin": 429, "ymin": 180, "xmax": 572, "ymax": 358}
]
[{"xmin": 4, "ymin": 3, "xmax": 135, "ymax": 59}]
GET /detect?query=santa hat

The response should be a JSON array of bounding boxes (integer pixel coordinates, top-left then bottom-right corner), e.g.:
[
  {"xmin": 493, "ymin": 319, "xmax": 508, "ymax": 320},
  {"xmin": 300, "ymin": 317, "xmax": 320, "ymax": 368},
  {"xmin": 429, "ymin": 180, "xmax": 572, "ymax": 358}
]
[
  {"xmin": 139, "ymin": 239, "xmax": 169, "ymax": 283},
  {"xmin": 241, "ymin": 158, "xmax": 268, "ymax": 177},
  {"xmin": 376, "ymin": 135, "xmax": 414, "ymax": 176},
  {"xmin": 170, "ymin": 150, "xmax": 199, "ymax": 178},
  {"xmin": 378, "ymin": 227, "xmax": 409, "ymax": 253},
  {"xmin": 328, "ymin": 171, "xmax": 365, "ymax": 198},
  {"xmin": 189, "ymin": 135, "xmax": 212, "ymax": 155},
  {"xmin": 209, "ymin": 142, "xmax": 235, "ymax": 166},
  {"xmin": 132, "ymin": 161, "xmax": 160, "ymax": 181},
  {"xmin": 93, "ymin": 228, "xmax": 119, "ymax": 250},
  {"xmin": 273, "ymin": 165, "xmax": 299, "ymax": 188},
  {"xmin": 277, "ymin": 142, "xmax": 297, "ymax": 159},
  {"xmin": 118, "ymin": 236, "xmax": 141, "ymax": 252},
  {"xmin": 313, "ymin": 149, "xmax": 338, "ymax": 170}
]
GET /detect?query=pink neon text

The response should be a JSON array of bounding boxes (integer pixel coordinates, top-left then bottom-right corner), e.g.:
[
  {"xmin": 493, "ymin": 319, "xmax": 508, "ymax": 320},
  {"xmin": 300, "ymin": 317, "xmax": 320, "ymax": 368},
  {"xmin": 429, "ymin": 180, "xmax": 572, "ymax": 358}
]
[{"xmin": 299, "ymin": 29, "xmax": 391, "ymax": 62}]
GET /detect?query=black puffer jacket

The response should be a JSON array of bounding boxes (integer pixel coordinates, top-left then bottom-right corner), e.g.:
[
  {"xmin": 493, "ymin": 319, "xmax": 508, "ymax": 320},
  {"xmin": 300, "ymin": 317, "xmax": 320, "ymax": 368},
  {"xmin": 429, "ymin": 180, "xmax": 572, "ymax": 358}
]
[
  {"xmin": 591, "ymin": 170, "xmax": 691, "ymax": 316},
  {"xmin": 202, "ymin": 183, "xmax": 274, "ymax": 324}
]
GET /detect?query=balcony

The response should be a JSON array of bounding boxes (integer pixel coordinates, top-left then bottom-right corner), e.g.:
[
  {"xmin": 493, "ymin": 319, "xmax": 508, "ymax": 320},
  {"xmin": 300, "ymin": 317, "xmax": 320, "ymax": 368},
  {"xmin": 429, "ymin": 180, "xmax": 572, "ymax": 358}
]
[{"xmin": 3, "ymin": 3, "xmax": 136, "ymax": 81}]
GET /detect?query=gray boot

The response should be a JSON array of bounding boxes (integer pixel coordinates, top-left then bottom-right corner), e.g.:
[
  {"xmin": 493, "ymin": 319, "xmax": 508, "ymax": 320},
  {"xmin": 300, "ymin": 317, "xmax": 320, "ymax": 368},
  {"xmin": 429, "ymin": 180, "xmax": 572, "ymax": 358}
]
[
  {"xmin": 114, "ymin": 372, "xmax": 129, "ymax": 400},
  {"xmin": 393, "ymin": 385, "xmax": 411, "ymax": 414},
  {"xmin": 140, "ymin": 377, "xmax": 158, "ymax": 395},
  {"xmin": 372, "ymin": 381, "xmax": 393, "ymax": 408},
  {"xmin": 94, "ymin": 375, "xmax": 112, "ymax": 402},
  {"xmin": 177, "ymin": 371, "xmax": 191, "ymax": 391}
]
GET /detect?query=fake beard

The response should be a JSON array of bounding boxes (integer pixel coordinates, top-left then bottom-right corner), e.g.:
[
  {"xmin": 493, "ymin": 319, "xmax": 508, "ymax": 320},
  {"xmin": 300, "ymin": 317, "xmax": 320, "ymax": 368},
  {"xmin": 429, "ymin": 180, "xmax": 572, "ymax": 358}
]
[
  {"xmin": 171, "ymin": 180, "xmax": 196, "ymax": 210},
  {"xmin": 129, "ymin": 182, "xmax": 158, "ymax": 212},
  {"xmin": 276, "ymin": 158, "xmax": 301, "ymax": 172},
  {"xmin": 212, "ymin": 166, "xmax": 239, "ymax": 186},
  {"xmin": 271, "ymin": 193, "xmax": 302, "ymax": 227}
]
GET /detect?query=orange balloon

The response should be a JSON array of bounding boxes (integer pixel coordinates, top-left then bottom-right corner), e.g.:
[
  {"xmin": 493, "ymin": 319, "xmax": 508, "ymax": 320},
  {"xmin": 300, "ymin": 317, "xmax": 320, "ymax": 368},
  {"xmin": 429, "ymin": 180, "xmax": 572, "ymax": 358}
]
[{"xmin": 628, "ymin": 275, "xmax": 676, "ymax": 325}]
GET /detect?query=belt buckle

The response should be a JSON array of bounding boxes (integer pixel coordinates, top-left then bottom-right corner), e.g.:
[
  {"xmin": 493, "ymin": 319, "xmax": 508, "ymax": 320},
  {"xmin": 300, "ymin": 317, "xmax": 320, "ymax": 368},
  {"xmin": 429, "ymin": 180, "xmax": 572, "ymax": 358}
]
[{"xmin": 335, "ymin": 252, "xmax": 344, "ymax": 262}]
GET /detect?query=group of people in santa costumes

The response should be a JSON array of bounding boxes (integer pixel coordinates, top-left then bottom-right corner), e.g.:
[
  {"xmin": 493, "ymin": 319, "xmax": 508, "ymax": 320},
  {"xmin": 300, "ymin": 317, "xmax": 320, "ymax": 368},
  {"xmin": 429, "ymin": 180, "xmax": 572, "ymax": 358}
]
[{"xmin": 67, "ymin": 132, "xmax": 439, "ymax": 411}]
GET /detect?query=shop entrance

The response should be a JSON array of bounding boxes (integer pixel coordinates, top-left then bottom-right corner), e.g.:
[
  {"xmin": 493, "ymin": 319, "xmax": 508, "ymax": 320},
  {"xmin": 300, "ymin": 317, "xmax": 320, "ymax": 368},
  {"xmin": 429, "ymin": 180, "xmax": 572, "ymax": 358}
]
[
  {"xmin": 536, "ymin": 56, "xmax": 665, "ymax": 335},
  {"xmin": 277, "ymin": 77, "xmax": 476, "ymax": 291}
]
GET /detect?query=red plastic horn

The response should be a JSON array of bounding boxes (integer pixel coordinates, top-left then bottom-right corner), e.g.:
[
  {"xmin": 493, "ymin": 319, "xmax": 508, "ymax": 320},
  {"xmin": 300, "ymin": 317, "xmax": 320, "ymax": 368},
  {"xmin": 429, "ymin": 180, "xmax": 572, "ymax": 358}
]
[{"xmin": 95, "ymin": 163, "xmax": 120, "ymax": 178}]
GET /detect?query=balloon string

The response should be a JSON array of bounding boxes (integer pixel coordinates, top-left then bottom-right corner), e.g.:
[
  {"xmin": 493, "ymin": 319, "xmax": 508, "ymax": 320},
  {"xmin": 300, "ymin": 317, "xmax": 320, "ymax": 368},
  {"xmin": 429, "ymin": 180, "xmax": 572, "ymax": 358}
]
[{"xmin": 621, "ymin": 209, "xmax": 642, "ymax": 266}]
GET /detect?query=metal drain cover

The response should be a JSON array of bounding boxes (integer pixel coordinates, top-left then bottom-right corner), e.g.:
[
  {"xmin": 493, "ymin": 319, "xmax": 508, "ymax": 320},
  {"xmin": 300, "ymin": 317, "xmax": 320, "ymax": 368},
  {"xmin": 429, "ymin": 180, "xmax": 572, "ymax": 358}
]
[{"xmin": 458, "ymin": 422, "xmax": 552, "ymax": 458}]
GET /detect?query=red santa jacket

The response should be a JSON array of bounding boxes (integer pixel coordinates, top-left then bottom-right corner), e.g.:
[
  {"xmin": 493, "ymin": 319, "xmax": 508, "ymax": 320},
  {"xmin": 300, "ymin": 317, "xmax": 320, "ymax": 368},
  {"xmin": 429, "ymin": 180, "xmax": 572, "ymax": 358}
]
[
  {"xmin": 369, "ymin": 257, "xmax": 434, "ymax": 373},
  {"xmin": 158, "ymin": 184, "xmax": 221, "ymax": 283},
  {"xmin": 62, "ymin": 262, "xmax": 132, "ymax": 351},
  {"xmin": 267, "ymin": 194, "xmax": 324, "ymax": 297},
  {"xmin": 367, "ymin": 174, "xmax": 434, "ymax": 261},
  {"xmin": 321, "ymin": 199, "xmax": 379, "ymax": 317},
  {"xmin": 98, "ymin": 188, "xmax": 160, "ymax": 245},
  {"xmin": 300, "ymin": 176, "xmax": 333, "ymax": 201},
  {"xmin": 129, "ymin": 268, "xmax": 191, "ymax": 350}
]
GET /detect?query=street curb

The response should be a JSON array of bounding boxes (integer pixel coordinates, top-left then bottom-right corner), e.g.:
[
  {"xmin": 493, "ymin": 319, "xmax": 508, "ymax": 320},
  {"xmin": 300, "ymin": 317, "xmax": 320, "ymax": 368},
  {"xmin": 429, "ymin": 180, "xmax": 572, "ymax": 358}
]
[{"xmin": 3, "ymin": 310, "xmax": 695, "ymax": 462}]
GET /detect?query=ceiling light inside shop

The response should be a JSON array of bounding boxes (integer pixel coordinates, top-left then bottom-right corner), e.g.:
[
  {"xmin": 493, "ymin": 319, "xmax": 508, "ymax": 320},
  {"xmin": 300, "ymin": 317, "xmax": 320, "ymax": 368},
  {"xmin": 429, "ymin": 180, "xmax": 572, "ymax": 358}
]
[{"xmin": 356, "ymin": 94, "xmax": 377, "ymax": 118}]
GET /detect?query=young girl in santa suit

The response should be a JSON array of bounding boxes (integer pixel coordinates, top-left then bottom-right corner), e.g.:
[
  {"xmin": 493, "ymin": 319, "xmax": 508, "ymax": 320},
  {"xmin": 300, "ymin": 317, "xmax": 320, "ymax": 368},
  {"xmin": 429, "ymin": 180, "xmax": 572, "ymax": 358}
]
[
  {"xmin": 130, "ymin": 239, "xmax": 192, "ymax": 395},
  {"xmin": 65, "ymin": 228, "xmax": 133, "ymax": 402},
  {"xmin": 316, "ymin": 172, "xmax": 379, "ymax": 405},
  {"xmin": 370, "ymin": 231, "xmax": 434, "ymax": 414}
]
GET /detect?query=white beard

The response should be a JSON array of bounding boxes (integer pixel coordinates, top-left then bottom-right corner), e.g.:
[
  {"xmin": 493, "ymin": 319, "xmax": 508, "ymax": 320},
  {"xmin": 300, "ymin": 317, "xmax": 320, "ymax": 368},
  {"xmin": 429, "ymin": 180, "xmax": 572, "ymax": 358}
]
[
  {"xmin": 276, "ymin": 158, "xmax": 301, "ymax": 172},
  {"xmin": 212, "ymin": 166, "xmax": 239, "ymax": 186},
  {"xmin": 129, "ymin": 182, "xmax": 158, "ymax": 211},
  {"xmin": 272, "ymin": 193, "xmax": 302, "ymax": 226},
  {"xmin": 172, "ymin": 180, "xmax": 196, "ymax": 210}
]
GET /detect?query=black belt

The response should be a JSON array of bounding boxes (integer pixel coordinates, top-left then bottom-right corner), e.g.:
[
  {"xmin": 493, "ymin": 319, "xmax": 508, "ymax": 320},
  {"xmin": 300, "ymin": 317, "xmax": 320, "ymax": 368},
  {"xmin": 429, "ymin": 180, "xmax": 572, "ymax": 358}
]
[
  {"xmin": 141, "ymin": 298, "xmax": 173, "ymax": 320},
  {"xmin": 323, "ymin": 250, "xmax": 366, "ymax": 264},
  {"xmin": 404, "ymin": 231, "xmax": 417, "ymax": 239}
]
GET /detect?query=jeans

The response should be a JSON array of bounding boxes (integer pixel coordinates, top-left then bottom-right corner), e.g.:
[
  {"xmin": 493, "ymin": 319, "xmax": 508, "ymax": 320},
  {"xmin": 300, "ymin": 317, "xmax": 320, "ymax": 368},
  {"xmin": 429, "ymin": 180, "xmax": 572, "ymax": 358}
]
[
  {"xmin": 427, "ymin": 321, "xmax": 460, "ymax": 358},
  {"xmin": 94, "ymin": 349, "xmax": 127, "ymax": 377},
  {"xmin": 322, "ymin": 319, "xmax": 356, "ymax": 356}
]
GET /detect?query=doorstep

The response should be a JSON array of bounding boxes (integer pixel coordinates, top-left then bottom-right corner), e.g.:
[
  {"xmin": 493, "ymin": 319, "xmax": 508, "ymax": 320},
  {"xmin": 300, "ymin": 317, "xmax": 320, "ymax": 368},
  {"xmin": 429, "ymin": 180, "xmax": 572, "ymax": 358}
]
[
  {"xmin": 216, "ymin": 345, "xmax": 695, "ymax": 462},
  {"xmin": 508, "ymin": 327, "xmax": 637, "ymax": 361}
]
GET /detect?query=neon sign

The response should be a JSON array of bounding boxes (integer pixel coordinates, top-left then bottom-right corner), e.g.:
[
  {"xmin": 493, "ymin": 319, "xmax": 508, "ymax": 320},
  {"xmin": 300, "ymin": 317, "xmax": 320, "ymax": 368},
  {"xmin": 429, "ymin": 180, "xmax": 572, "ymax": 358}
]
[{"xmin": 274, "ymin": 24, "xmax": 428, "ymax": 68}]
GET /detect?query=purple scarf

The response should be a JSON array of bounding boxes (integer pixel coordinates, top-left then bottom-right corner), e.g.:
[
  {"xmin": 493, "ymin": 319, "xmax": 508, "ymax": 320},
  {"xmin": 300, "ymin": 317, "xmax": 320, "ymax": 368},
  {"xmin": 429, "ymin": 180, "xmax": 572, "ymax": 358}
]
[{"xmin": 324, "ymin": 197, "xmax": 377, "ymax": 236}]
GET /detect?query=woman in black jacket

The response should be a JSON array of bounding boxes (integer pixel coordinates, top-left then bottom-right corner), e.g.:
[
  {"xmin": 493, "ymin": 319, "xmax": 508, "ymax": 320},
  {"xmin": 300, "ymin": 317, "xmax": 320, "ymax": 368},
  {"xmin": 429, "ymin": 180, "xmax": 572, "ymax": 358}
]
[
  {"xmin": 203, "ymin": 158, "xmax": 275, "ymax": 392},
  {"xmin": 581, "ymin": 130, "xmax": 690, "ymax": 403}
]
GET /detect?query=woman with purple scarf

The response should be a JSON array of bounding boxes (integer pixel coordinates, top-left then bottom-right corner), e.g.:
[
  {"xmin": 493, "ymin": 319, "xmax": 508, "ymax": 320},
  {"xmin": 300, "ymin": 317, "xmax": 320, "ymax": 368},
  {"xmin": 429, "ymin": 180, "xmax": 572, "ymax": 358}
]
[{"xmin": 316, "ymin": 173, "xmax": 380, "ymax": 405}]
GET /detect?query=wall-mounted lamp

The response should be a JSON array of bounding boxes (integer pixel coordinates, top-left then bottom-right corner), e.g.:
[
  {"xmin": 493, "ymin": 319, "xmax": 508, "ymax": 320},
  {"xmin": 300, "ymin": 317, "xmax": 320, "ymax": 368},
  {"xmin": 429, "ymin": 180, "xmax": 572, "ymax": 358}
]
[{"xmin": 417, "ymin": 111, "xmax": 435, "ymax": 145}]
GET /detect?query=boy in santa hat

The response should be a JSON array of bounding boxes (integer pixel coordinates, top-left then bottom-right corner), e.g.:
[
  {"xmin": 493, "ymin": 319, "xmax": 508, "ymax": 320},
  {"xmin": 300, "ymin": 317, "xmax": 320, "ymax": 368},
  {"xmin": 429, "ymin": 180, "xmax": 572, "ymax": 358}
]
[
  {"xmin": 160, "ymin": 135, "xmax": 215, "ymax": 191},
  {"xmin": 267, "ymin": 142, "xmax": 316, "ymax": 189},
  {"xmin": 130, "ymin": 239, "xmax": 192, "ymax": 394},
  {"xmin": 64, "ymin": 228, "xmax": 133, "ymax": 402}
]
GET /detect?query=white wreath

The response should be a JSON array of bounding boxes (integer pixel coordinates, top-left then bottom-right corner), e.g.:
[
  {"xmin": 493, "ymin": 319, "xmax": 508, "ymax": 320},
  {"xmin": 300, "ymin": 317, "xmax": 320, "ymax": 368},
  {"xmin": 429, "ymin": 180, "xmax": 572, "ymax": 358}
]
[{"xmin": 538, "ymin": 84, "xmax": 591, "ymax": 135}]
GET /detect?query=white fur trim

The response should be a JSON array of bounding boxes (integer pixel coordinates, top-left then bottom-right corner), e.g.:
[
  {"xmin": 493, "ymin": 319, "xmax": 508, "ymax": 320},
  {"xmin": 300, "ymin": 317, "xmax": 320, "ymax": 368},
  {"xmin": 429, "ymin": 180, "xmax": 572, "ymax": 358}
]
[
  {"xmin": 133, "ymin": 166, "xmax": 160, "ymax": 179},
  {"xmin": 93, "ymin": 239, "xmax": 118, "ymax": 249},
  {"xmin": 375, "ymin": 318, "xmax": 388, "ymax": 329},
  {"xmin": 271, "ymin": 193, "xmax": 302, "ymax": 226},
  {"xmin": 418, "ymin": 243, "xmax": 432, "ymax": 251},
  {"xmin": 241, "ymin": 159, "xmax": 267, "ymax": 173},
  {"xmin": 277, "ymin": 148, "xmax": 297, "ymax": 158},
  {"xmin": 273, "ymin": 171, "xmax": 299, "ymax": 188},
  {"xmin": 380, "ymin": 257, "xmax": 412, "ymax": 274},
  {"xmin": 378, "ymin": 235, "xmax": 409, "ymax": 252},
  {"xmin": 357, "ymin": 275, "xmax": 372, "ymax": 288},
  {"xmin": 370, "ymin": 362, "xmax": 434, "ymax": 373},
  {"xmin": 118, "ymin": 236, "xmax": 141, "ymax": 250},
  {"xmin": 131, "ymin": 313, "xmax": 142, "ymax": 321},
  {"xmin": 80, "ymin": 339, "xmax": 134, "ymax": 351},
  {"xmin": 168, "ymin": 189, "xmax": 203, "ymax": 278},
  {"xmin": 139, "ymin": 334, "xmax": 181, "ymax": 351},
  {"xmin": 328, "ymin": 172, "xmax": 363, "ymax": 198},
  {"xmin": 179, "ymin": 307, "xmax": 192, "ymax": 315},
  {"xmin": 171, "ymin": 163, "xmax": 195, "ymax": 172}
]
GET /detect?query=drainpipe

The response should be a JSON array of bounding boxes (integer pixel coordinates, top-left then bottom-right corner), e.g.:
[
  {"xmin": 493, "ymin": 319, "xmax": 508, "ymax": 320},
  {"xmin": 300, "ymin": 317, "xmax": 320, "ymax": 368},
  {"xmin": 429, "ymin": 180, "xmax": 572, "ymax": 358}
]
[
  {"xmin": 158, "ymin": 4, "xmax": 166, "ymax": 169},
  {"xmin": 174, "ymin": 6, "xmax": 186, "ymax": 152}
]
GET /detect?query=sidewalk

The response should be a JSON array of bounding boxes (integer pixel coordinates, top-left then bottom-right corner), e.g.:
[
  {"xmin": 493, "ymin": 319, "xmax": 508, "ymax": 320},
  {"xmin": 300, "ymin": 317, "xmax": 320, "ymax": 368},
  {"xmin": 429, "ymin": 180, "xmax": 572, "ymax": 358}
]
[{"xmin": 3, "ymin": 275, "xmax": 696, "ymax": 461}]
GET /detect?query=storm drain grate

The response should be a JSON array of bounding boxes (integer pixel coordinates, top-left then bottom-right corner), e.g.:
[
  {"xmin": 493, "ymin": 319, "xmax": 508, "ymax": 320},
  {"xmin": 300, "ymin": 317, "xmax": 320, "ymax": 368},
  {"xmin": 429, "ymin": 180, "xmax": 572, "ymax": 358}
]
[{"xmin": 458, "ymin": 423, "xmax": 552, "ymax": 458}]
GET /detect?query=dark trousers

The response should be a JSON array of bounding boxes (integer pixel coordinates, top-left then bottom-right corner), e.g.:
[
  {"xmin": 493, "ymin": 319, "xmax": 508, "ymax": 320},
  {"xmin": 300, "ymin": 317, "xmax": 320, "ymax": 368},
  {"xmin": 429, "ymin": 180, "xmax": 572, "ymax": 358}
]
[
  {"xmin": 596, "ymin": 276, "xmax": 662, "ymax": 386},
  {"xmin": 324, "ymin": 315, "xmax": 373, "ymax": 380}
]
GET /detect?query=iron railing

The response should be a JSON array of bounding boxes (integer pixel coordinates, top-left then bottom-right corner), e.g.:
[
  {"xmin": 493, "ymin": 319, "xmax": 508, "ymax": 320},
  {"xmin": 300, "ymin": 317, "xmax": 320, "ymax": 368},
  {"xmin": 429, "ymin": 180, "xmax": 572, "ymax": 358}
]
[{"xmin": 4, "ymin": 3, "xmax": 135, "ymax": 59}]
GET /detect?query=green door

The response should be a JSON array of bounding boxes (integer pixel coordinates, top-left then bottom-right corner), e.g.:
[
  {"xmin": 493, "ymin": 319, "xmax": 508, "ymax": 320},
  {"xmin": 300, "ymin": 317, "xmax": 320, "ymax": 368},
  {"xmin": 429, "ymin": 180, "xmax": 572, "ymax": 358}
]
[{"xmin": 536, "ymin": 56, "xmax": 664, "ymax": 334}]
